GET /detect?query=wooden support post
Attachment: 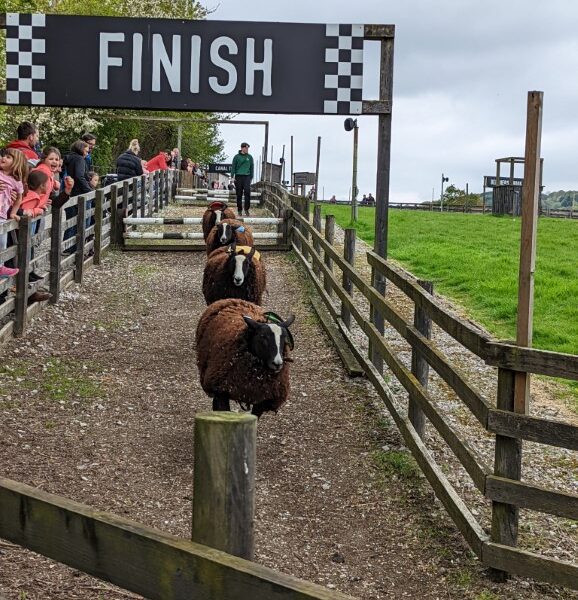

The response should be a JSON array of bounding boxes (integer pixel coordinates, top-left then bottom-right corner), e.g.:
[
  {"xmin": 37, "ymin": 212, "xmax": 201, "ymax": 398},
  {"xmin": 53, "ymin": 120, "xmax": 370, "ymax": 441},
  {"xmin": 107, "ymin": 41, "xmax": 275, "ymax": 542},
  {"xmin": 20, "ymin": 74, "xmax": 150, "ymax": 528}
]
[
  {"xmin": 490, "ymin": 368, "xmax": 522, "ymax": 581},
  {"xmin": 109, "ymin": 186, "xmax": 119, "ymax": 248},
  {"xmin": 286, "ymin": 207, "xmax": 295, "ymax": 247},
  {"xmin": 409, "ymin": 280, "xmax": 433, "ymax": 439},
  {"xmin": 14, "ymin": 217, "xmax": 31, "ymax": 336},
  {"xmin": 341, "ymin": 228, "xmax": 356, "ymax": 329},
  {"xmin": 314, "ymin": 136, "xmax": 321, "ymax": 201},
  {"xmin": 312, "ymin": 204, "xmax": 322, "ymax": 277},
  {"xmin": 122, "ymin": 181, "xmax": 129, "ymax": 212},
  {"xmin": 94, "ymin": 190, "xmax": 104, "ymax": 266},
  {"xmin": 147, "ymin": 173, "xmax": 154, "ymax": 217},
  {"xmin": 324, "ymin": 215, "xmax": 335, "ymax": 297},
  {"xmin": 154, "ymin": 172, "xmax": 160, "ymax": 213},
  {"xmin": 49, "ymin": 204, "xmax": 63, "ymax": 303},
  {"xmin": 132, "ymin": 179, "xmax": 138, "ymax": 216},
  {"xmin": 192, "ymin": 412, "xmax": 257, "ymax": 560},
  {"xmin": 140, "ymin": 175, "xmax": 146, "ymax": 217},
  {"xmin": 301, "ymin": 197, "xmax": 311, "ymax": 262},
  {"xmin": 515, "ymin": 91, "xmax": 543, "ymax": 415},
  {"xmin": 74, "ymin": 196, "xmax": 86, "ymax": 284}
]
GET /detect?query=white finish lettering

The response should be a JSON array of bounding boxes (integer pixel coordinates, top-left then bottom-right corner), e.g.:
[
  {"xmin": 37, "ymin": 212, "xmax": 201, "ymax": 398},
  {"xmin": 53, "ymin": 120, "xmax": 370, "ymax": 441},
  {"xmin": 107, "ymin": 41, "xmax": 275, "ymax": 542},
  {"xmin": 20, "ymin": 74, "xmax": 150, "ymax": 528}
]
[
  {"xmin": 132, "ymin": 33, "xmax": 143, "ymax": 91},
  {"xmin": 152, "ymin": 34, "xmax": 181, "ymax": 93},
  {"xmin": 269, "ymin": 324, "xmax": 283, "ymax": 367},
  {"xmin": 233, "ymin": 255, "xmax": 246, "ymax": 286},
  {"xmin": 99, "ymin": 33, "xmax": 124, "ymax": 90},
  {"xmin": 190, "ymin": 35, "xmax": 201, "ymax": 93},
  {"xmin": 209, "ymin": 37, "xmax": 238, "ymax": 94},
  {"xmin": 245, "ymin": 38, "xmax": 273, "ymax": 96}
]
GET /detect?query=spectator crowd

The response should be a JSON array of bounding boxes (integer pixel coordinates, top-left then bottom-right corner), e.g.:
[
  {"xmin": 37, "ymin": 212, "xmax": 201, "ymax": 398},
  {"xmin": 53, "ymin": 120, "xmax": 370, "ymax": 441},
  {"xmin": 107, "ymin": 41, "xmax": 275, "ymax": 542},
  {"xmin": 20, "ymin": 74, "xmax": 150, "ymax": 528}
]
[{"xmin": 0, "ymin": 120, "xmax": 200, "ymax": 306}]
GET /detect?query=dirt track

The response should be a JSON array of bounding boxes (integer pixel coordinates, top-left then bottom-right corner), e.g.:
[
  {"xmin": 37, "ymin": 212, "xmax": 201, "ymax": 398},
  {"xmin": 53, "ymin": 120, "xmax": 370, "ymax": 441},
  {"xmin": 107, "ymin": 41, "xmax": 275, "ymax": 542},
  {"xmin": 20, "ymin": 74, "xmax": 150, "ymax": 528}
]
[{"xmin": 0, "ymin": 238, "xmax": 575, "ymax": 598}]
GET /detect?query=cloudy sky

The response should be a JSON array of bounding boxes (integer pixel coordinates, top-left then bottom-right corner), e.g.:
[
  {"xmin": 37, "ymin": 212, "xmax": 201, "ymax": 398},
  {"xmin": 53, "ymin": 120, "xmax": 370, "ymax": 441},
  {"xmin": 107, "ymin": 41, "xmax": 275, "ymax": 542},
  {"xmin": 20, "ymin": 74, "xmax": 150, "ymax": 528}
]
[{"xmin": 206, "ymin": 0, "xmax": 578, "ymax": 202}]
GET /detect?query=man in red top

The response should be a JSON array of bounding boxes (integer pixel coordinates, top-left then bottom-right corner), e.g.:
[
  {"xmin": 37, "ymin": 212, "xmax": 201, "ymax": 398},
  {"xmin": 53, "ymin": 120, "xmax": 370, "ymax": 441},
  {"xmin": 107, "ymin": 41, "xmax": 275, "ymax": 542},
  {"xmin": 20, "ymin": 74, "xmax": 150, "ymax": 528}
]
[
  {"xmin": 145, "ymin": 151, "xmax": 170, "ymax": 172},
  {"xmin": 6, "ymin": 121, "xmax": 41, "ymax": 164}
]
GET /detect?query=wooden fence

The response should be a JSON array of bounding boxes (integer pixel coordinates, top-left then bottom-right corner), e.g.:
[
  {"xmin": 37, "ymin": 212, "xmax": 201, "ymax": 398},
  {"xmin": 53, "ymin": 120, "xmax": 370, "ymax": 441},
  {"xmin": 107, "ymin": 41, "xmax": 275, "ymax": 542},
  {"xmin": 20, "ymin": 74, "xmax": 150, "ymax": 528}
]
[
  {"xmin": 255, "ymin": 180, "xmax": 578, "ymax": 590},
  {"xmin": 0, "ymin": 169, "xmax": 174, "ymax": 342}
]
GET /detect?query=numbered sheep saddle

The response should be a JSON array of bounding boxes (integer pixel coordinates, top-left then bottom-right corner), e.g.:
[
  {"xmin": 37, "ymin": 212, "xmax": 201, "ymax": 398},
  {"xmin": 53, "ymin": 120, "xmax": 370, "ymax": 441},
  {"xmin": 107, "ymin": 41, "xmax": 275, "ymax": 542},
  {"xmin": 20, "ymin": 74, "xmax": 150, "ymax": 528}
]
[
  {"xmin": 209, "ymin": 200, "xmax": 228, "ymax": 211},
  {"xmin": 228, "ymin": 244, "xmax": 261, "ymax": 262}
]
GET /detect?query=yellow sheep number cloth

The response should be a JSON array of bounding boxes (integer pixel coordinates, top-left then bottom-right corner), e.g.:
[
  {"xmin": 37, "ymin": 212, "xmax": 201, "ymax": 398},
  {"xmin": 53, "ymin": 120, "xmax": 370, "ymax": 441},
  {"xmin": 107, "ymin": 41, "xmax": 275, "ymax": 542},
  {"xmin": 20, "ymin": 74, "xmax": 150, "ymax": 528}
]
[{"xmin": 235, "ymin": 246, "xmax": 260, "ymax": 261}]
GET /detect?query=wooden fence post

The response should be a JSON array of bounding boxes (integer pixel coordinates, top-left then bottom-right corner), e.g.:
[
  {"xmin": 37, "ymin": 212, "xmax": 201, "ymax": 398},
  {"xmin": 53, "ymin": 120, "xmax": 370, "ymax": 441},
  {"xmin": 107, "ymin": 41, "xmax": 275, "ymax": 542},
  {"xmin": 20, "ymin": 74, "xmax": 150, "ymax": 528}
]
[
  {"xmin": 147, "ymin": 173, "xmax": 154, "ymax": 216},
  {"xmin": 14, "ymin": 217, "xmax": 31, "ymax": 336},
  {"xmin": 140, "ymin": 175, "xmax": 147, "ymax": 218},
  {"xmin": 94, "ymin": 190, "xmax": 104, "ymax": 266},
  {"xmin": 409, "ymin": 280, "xmax": 433, "ymax": 439},
  {"xmin": 490, "ymin": 367, "xmax": 522, "ymax": 581},
  {"xmin": 312, "ymin": 204, "xmax": 322, "ymax": 276},
  {"xmin": 49, "ymin": 204, "xmax": 63, "ymax": 303},
  {"xmin": 109, "ymin": 185, "xmax": 118, "ymax": 248},
  {"xmin": 324, "ymin": 215, "xmax": 335, "ymax": 296},
  {"xmin": 192, "ymin": 412, "xmax": 257, "ymax": 560},
  {"xmin": 122, "ymin": 181, "xmax": 129, "ymax": 213},
  {"xmin": 74, "ymin": 196, "xmax": 86, "ymax": 284},
  {"xmin": 132, "ymin": 178, "xmax": 138, "ymax": 216},
  {"xmin": 154, "ymin": 172, "xmax": 160, "ymax": 213},
  {"xmin": 341, "ymin": 228, "xmax": 356, "ymax": 329}
]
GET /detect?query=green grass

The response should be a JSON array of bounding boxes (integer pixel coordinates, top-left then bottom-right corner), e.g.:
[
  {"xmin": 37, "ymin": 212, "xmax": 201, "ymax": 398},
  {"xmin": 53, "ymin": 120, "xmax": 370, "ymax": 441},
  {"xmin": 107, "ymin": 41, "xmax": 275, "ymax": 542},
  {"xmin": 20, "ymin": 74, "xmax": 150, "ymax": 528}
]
[
  {"xmin": 319, "ymin": 206, "xmax": 578, "ymax": 358},
  {"xmin": 372, "ymin": 449, "xmax": 422, "ymax": 480}
]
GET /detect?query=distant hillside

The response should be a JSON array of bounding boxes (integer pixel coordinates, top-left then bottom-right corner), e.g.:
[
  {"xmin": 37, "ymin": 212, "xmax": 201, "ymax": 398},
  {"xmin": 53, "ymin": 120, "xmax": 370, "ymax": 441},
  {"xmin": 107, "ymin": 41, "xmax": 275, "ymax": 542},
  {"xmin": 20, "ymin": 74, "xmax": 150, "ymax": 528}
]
[{"xmin": 542, "ymin": 190, "xmax": 578, "ymax": 209}]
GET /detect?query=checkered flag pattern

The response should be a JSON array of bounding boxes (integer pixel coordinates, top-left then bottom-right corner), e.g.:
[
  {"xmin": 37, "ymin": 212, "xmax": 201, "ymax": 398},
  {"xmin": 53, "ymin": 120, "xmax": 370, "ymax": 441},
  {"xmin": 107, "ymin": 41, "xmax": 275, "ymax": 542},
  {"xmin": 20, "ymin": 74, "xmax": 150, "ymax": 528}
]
[
  {"xmin": 5, "ymin": 13, "xmax": 47, "ymax": 105},
  {"xmin": 323, "ymin": 24, "xmax": 363, "ymax": 115}
]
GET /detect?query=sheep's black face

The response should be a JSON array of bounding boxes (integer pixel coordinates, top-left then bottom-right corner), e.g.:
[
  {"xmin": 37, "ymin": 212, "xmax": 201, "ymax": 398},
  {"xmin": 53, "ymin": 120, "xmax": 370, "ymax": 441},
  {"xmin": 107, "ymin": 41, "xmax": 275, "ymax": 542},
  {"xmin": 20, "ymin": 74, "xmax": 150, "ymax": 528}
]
[
  {"xmin": 217, "ymin": 222, "xmax": 234, "ymax": 245},
  {"xmin": 228, "ymin": 249, "xmax": 254, "ymax": 286},
  {"xmin": 244, "ymin": 316, "xmax": 295, "ymax": 372}
]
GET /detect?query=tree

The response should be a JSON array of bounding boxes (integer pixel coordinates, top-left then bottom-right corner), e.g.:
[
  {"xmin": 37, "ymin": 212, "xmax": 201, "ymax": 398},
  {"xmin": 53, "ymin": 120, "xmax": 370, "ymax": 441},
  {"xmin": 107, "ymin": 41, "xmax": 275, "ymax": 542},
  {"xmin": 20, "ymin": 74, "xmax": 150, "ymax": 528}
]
[{"xmin": 0, "ymin": 0, "xmax": 225, "ymax": 171}]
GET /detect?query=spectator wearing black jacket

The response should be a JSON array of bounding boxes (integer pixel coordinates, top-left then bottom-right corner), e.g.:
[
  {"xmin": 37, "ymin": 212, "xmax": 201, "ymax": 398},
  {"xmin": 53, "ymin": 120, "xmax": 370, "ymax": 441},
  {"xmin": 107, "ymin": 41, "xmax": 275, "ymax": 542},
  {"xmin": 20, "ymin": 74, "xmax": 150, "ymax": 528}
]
[
  {"xmin": 62, "ymin": 139, "xmax": 92, "ymax": 254},
  {"xmin": 116, "ymin": 139, "xmax": 143, "ymax": 181}
]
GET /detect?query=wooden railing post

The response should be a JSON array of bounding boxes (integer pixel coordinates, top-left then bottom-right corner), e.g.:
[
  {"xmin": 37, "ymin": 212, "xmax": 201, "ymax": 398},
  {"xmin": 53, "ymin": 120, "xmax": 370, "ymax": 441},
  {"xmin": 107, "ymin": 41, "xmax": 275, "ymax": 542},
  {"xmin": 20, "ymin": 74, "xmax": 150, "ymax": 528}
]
[
  {"xmin": 122, "ymin": 181, "xmax": 129, "ymax": 213},
  {"xmin": 409, "ymin": 280, "xmax": 433, "ymax": 439},
  {"xmin": 192, "ymin": 412, "xmax": 257, "ymax": 560},
  {"xmin": 490, "ymin": 367, "xmax": 522, "ymax": 581},
  {"xmin": 341, "ymin": 228, "xmax": 356, "ymax": 329},
  {"xmin": 140, "ymin": 175, "xmax": 147, "ymax": 218},
  {"xmin": 312, "ymin": 203, "xmax": 322, "ymax": 276},
  {"xmin": 131, "ymin": 177, "xmax": 138, "ymax": 216},
  {"xmin": 14, "ymin": 217, "xmax": 31, "ymax": 336},
  {"xmin": 74, "ymin": 196, "xmax": 86, "ymax": 284},
  {"xmin": 49, "ymin": 204, "xmax": 63, "ymax": 303},
  {"xmin": 109, "ymin": 185, "xmax": 119, "ymax": 248},
  {"xmin": 94, "ymin": 189, "xmax": 104, "ymax": 266},
  {"xmin": 147, "ymin": 173, "xmax": 154, "ymax": 216},
  {"xmin": 154, "ymin": 172, "xmax": 160, "ymax": 213},
  {"xmin": 323, "ymin": 214, "xmax": 335, "ymax": 296}
]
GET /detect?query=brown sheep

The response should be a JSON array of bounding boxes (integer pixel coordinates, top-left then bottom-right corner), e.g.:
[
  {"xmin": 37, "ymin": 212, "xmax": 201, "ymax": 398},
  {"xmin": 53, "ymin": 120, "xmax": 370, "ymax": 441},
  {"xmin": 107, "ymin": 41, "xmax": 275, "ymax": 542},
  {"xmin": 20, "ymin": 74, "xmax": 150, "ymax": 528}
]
[
  {"xmin": 205, "ymin": 218, "xmax": 254, "ymax": 255},
  {"xmin": 203, "ymin": 244, "xmax": 267, "ymax": 306},
  {"xmin": 196, "ymin": 298, "xmax": 295, "ymax": 417},
  {"xmin": 202, "ymin": 201, "xmax": 236, "ymax": 240}
]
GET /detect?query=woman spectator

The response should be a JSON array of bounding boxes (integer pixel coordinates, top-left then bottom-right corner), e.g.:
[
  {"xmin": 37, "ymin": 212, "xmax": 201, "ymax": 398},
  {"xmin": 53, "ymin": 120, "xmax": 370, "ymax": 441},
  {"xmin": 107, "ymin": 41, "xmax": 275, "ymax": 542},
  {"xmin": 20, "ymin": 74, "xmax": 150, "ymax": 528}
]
[
  {"xmin": 145, "ymin": 150, "xmax": 170, "ymax": 173},
  {"xmin": 62, "ymin": 139, "xmax": 92, "ymax": 254},
  {"xmin": 116, "ymin": 139, "xmax": 143, "ymax": 181}
]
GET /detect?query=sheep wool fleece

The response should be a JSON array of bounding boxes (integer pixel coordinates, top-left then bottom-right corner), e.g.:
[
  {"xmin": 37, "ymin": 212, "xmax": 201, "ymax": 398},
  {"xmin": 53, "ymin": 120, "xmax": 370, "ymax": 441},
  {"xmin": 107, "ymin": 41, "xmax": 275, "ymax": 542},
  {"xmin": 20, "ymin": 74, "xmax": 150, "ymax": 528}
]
[{"xmin": 196, "ymin": 299, "xmax": 291, "ymax": 412}]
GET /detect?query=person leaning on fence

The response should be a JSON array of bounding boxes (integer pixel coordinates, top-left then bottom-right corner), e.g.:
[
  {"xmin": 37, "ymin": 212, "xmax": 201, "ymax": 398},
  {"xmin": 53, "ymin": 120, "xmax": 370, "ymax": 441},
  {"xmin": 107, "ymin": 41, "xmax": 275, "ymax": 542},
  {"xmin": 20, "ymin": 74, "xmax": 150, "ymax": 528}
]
[
  {"xmin": 62, "ymin": 140, "xmax": 93, "ymax": 255},
  {"xmin": 145, "ymin": 150, "xmax": 170, "ymax": 173},
  {"xmin": 116, "ymin": 139, "xmax": 143, "ymax": 181},
  {"xmin": 231, "ymin": 142, "xmax": 254, "ymax": 216},
  {"xmin": 6, "ymin": 121, "xmax": 41, "ymax": 166}
]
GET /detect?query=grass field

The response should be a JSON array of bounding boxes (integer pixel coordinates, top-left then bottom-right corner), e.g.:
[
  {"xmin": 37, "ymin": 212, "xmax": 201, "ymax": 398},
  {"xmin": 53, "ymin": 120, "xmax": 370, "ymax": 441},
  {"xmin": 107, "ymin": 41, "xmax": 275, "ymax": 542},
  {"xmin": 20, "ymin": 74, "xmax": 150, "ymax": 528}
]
[{"xmin": 318, "ymin": 206, "xmax": 578, "ymax": 360}]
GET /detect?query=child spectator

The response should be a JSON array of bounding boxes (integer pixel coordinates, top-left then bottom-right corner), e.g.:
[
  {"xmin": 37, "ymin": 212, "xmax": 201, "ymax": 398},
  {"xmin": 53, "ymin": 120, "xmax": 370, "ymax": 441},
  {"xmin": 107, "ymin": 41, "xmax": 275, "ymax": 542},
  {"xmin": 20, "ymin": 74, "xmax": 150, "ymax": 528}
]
[
  {"xmin": 0, "ymin": 149, "xmax": 28, "ymax": 278},
  {"xmin": 18, "ymin": 170, "xmax": 49, "ymax": 217},
  {"xmin": 87, "ymin": 171, "xmax": 99, "ymax": 189}
]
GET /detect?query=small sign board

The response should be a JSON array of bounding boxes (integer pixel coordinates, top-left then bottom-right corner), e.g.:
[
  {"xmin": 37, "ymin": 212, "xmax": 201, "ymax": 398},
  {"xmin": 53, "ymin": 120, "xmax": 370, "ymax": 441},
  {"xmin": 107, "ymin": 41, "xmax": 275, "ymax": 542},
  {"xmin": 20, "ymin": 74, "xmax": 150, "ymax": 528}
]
[
  {"xmin": 293, "ymin": 172, "xmax": 316, "ymax": 185},
  {"xmin": 484, "ymin": 175, "xmax": 524, "ymax": 188},
  {"xmin": 4, "ymin": 13, "xmax": 364, "ymax": 115},
  {"xmin": 208, "ymin": 163, "xmax": 232, "ymax": 174}
]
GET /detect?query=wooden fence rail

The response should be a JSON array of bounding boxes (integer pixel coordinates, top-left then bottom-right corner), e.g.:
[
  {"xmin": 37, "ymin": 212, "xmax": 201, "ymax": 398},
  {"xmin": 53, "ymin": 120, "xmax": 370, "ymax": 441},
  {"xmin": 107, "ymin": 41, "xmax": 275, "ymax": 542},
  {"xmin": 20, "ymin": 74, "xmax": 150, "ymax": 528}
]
[{"xmin": 255, "ymin": 181, "xmax": 578, "ymax": 590}]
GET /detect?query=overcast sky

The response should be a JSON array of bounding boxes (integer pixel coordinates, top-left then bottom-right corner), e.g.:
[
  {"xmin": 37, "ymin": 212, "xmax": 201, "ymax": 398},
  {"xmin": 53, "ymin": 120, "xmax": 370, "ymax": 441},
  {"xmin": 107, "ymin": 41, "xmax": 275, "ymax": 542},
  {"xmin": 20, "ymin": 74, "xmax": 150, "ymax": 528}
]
[{"xmin": 206, "ymin": 0, "xmax": 578, "ymax": 202}]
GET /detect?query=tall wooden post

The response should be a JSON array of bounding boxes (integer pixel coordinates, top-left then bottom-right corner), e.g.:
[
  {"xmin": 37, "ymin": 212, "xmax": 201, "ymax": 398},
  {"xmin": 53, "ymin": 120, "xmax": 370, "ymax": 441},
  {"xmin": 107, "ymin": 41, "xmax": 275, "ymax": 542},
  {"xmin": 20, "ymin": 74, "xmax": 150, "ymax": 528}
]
[
  {"xmin": 94, "ymin": 189, "xmax": 104, "ymax": 266},
  {"xmin": 409, "ymin": 280, "xmax": 433, "ymax": 439},
  {"xmin": 351, "ymin": 124, "xmax": 359, "ymax": 222},
  {"xmin": 14, "ymin": 217, "xmax": 31, "ymax": 336},
  {"xmin": 140, "ymin": 174, "xmax": 146, "ymax": 217},
  {"xmin": 312, "ymin": 204, "xmax": 322, "ymax": 277},
  {"xmin": 324, "ymin": 215, "xmax": 335, "ymax": 297},
  {"xmin": 370, "ymin": 29, "xmax": 394, "ymax": 373},
  {"xmin": 515, "ymin": 91, "xmax": 543, "ymax": 415},
  {"xmin": 192, "ymin": 412, "xmax": 257, "ymax": 560},
  {"xmin": 341, "ymin": 228, "xmax": 356, "ymax": 329},
  {"xmin": 314, "ymin": 136, "xmax": 321, "ymax": 202},
  {"xmin": 74, "ymin": 196, "xmax": 86, "ymax": 283}
]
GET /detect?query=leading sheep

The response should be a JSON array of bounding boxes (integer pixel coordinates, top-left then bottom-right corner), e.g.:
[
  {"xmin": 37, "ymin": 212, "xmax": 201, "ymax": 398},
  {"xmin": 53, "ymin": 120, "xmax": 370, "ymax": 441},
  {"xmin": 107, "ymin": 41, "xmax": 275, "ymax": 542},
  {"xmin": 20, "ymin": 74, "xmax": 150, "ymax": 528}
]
[
  {"xmin": 202, "ymin": 201, "xmax": 236, "ymax": 240},
  {"xmin": 196, "ymin": 298, "xmax": 295, "ymax": 417}
]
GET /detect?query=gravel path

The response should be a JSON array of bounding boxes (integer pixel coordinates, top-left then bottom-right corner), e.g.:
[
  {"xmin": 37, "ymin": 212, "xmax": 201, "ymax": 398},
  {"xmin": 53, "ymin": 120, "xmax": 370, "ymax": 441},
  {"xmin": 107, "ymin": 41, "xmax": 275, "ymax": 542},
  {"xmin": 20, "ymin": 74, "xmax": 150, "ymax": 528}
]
[{"xmin": 0, "ymin": 206, "xmax": 576, "ymax": 599}]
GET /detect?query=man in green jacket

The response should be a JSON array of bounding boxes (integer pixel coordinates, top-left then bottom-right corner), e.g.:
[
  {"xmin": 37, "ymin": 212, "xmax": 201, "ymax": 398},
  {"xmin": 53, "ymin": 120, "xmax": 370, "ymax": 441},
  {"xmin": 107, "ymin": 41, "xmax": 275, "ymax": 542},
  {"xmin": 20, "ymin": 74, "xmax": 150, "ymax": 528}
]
[{"xmin": 231, "ymin": 142, "xmax": 254, "ymax": 216}]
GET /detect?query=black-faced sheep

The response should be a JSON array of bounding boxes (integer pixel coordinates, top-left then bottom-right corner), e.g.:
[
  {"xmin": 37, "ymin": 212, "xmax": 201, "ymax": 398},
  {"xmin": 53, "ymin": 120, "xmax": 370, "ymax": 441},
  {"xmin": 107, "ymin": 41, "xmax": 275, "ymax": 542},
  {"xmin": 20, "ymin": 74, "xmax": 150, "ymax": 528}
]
[
  {"xmin": 202, "ymin": 201, "xmax": 236, "ymax": 240},
  {"xmin": 196, "ymin": 298, "xmax": 295, "ymax": 417},
  {"xmin": 205, "ymin": 218, "xmax": 254, "ymax": 255},
  {"xmin": 203, "ymin": 243, "xmax": 267, "ymax": 306}
]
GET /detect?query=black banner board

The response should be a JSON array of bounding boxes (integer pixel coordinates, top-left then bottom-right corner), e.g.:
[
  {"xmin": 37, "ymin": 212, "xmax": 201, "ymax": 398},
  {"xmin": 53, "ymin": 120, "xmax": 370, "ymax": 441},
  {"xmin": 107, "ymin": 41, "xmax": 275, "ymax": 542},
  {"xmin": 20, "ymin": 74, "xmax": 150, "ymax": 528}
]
[
  {"xmin": 293, "ymin": 172, "xmax": 316, "ymax": 185},
  {"xmin": 484, "ymin": 175, "xmax": 524, "ymax": 188},
  {"xmin": 208, "ymin": 163, "xmax": 232, "ymax": 173},
  {"xmin": 4, "ymin": 13, "xmax": 364, "ymax": 115}
]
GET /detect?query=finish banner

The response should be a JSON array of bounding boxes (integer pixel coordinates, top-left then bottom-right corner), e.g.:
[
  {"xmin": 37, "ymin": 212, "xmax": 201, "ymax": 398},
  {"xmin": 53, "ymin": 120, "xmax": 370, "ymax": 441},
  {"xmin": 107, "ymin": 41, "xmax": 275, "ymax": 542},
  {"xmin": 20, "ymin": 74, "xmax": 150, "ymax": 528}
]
[{"xmin": 4, "ymin": 13, "xmax": 364, "ymax": 114}]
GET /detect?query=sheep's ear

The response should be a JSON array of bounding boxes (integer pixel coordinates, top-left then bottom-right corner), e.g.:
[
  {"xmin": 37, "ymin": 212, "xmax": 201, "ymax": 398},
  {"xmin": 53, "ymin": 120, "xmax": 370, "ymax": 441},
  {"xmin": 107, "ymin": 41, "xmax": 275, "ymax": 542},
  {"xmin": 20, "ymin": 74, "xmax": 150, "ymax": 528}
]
[
  {"xmin": 282, "ymin": 314, "xmax": 295, "ymax": 328},
  {"xmin": 243, "ymin": 316, "xmax": 260, "ymax": 330},
  {"xmin": 228, "ymin": 240, "xmax": 237, "ymax": 254},
  {"xmin": 247, "ymin": 246, "xmax": 256, "ymax": 259}
]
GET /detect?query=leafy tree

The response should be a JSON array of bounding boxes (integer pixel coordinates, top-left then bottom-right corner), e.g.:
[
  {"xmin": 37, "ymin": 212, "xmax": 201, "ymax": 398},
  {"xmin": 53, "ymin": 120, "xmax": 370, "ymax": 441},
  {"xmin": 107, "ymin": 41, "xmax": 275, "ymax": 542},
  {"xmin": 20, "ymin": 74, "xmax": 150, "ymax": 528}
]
[{"xmin": 0, "ymin": 0, "xmax": 225, "ymax": 171}]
